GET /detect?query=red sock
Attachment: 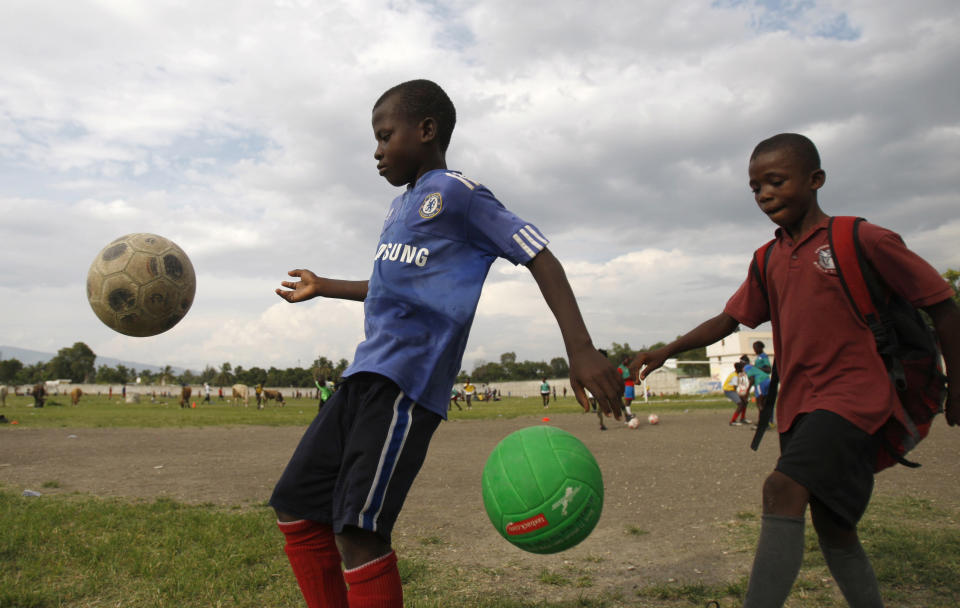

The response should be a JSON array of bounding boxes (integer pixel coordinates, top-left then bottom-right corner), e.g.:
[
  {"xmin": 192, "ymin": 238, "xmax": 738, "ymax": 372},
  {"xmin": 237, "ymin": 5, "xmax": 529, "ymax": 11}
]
[
  {"xmin": 343, "ymin": 551, "xmax": 403, "ymax": 608},
  {"xmin": 278, "ymin": 520, "xmax": 348, "ymax": 608}
]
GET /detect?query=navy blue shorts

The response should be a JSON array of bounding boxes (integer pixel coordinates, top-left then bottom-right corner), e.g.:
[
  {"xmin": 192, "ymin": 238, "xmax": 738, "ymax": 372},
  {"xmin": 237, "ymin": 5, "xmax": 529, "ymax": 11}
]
[
  {"xmin": 776, "ymin": 409, "xmax": 878, "ymax": 529},
  {"xmin": 270, "ymin": 373, "xmax": 442, "ymax": 543}
]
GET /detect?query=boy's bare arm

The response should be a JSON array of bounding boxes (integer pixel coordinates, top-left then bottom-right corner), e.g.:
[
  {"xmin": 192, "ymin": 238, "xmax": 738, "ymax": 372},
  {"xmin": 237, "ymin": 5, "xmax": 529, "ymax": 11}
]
[
  {"xmin": 276, "ymin": 269, "xmax": 369, "ymax": 303},
  {"xmin": 630, "ymin": 313, "xmax": 740, "ymax": 381},
  {"xmin": 925, "ymin": 298, "xmax": 960, "ymax": 426},
  {"xmin": 526, "ymin": 249, "xmax": 624, "ymax": 419}
]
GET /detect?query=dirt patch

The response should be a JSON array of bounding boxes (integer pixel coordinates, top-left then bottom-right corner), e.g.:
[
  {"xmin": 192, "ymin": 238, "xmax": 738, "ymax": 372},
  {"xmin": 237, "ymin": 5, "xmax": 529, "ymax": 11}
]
[{"xmin": 2, "ymin": 409, "xmax": 958, "ymax": 604}]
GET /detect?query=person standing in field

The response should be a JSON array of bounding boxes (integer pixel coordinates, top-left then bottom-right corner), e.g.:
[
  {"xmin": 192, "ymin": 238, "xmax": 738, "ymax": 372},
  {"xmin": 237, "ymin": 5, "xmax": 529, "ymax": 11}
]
[
  {"xmin": 315, "ymin": 377, "xmax": 333, "ymax": 412},
  {"xmin": 632, "ymin": 133, "xmax": 959, "ymax": 608},
  {"xmin": 753, "ymin": 340, "xmax": 772, "ymax": 373},
  {"xmin": 540, "ymin": 377, "xmax": 551, "ymax": 407},
  {"xmin": 463, "ymin": 378, "xmax": 476, "ymax": 409},
  {"xmin": 617, "ymin": 354, "xmax": 636, "ymax": 422},
  {"xmin": 741, "ymin": 355, "xmax": 771, "ymax": 426},
  {"xmin": 269, "ymin": 79, "xmax": 623, "ymax": 608},
  {"xmin": 722, "ymin": 361, "xmax": 749, "ymax": 425}
]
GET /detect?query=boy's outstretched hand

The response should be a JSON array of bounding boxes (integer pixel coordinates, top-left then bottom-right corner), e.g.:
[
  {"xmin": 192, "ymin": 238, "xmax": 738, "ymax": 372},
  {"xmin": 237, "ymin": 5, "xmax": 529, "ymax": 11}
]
[
  {"xmin": 276, "ymin": 269, "xmax": 323, "ymax": 303},
  {"xmin": 629, "ymin": 347, "xmax": 670, "ymax": 383},
  {"xmin": 569, "ymin": 347, "xmax": 624, "ymax": 420}
]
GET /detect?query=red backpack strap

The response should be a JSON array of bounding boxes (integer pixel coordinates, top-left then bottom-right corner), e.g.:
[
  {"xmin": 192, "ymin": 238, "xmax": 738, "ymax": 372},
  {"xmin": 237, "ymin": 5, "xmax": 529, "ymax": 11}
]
[
  {"xmin": 750, "ymin": 239, "xmax": 776, "ymax": 296},
  {"xmin": 748, "ymin": 238, "xmax": 777, "ymax": 453},
  {"xmin": 829, "ymin": 216, "xmax": 905, "ymax": 384},
  {"xmin": 828, "ymin": 216, "xmax": 880, "ymax": 324}
]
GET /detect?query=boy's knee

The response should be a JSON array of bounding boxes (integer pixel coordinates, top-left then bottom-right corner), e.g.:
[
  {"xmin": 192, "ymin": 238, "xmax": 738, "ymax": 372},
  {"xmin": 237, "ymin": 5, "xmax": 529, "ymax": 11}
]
[
  {"xmin": 274, "ymin": 509, "xmax": 300, "ymax": 523},
  {"xmin": 335, "ymin": 526, "xmax": 392, "ymax": 569},
  {"xmin": 761, "ymin": 471, "xmax": 809, "ymax": 517},
  {"xmin": 810, "ymin": 499, "xmax": 859, "ymax": 548}
]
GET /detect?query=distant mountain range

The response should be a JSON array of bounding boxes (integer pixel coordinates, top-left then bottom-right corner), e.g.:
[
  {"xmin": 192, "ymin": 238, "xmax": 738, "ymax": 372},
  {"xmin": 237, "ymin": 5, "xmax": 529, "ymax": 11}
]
[{"xmin": 0, "ymin": 345, "xmax": 187, "ymax": 374}]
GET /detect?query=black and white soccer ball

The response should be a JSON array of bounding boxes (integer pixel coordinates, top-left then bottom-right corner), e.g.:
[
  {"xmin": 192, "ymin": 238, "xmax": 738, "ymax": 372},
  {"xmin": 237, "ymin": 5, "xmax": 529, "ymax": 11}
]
[{"xmin": 86, "ymin": 233, "xmax": 196, "ymax": 337}]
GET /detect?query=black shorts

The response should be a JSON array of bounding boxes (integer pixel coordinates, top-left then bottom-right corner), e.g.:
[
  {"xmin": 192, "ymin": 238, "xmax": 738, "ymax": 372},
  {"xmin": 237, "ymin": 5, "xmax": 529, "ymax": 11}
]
[
  {"xmin": 270, "ymin": 373, "xmax": 442, "ymax": 543},
  {"xmin": 776, "ymin": 409, "xmax": 879, "ymax": 529}
]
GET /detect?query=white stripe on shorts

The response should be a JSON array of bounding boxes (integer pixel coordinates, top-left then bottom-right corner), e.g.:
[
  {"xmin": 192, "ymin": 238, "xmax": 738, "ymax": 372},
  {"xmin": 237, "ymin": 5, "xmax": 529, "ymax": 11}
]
[{"xmin": 358, "ymin": 391, "xmax": 412, "ymax": 531}]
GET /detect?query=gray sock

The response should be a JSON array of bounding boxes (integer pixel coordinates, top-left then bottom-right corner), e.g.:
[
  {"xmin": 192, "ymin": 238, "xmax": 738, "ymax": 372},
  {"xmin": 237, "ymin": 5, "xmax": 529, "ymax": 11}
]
[
  {"xmin": 818, "ymin": 538, "xmax": 884, "ymax": 608},
  {"xmin": 743, "ymin": 514, "xmax": 805, "ymax": 608}
]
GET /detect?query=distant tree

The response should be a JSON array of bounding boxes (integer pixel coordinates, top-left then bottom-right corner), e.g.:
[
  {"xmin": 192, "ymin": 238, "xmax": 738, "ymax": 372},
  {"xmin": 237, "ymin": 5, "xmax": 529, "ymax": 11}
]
[
  {"xmin": 499, "ymin": 352, "xmax": 518, "ymax": 379},
  {"xmin": 945, "ymin": 269, "xmax": 959, "ymax": 304},
  {"xmin": 159, "ymin": 365, "xmax": 174, "ymax": 386},
  {"xmin": 265, "ymin": 366, "xmax": 283, "ymax": 387},
  {"xmin": 470, "ymin": 361, "xmax": 504, "ymax": 384},
  {"xmin": 16, "ymin": 362, "xmax": 46, "ymax": 384},
  {"xmin": 95, "ymin": 365, "xmax": 124, "ymax": 384},
  {"xmin": 215, "ymin": 362, "xmax": 234, "ymax": 387},
  {"xmin": 312, "ymin": 356, "xmax": 335, "ymax": 382},
  {"xmin": 0, "ymin": 358, "xmax": 24, "ymax": 383},
  {"xmin": 46, "ymin": 342, "xmax": 97, "ymax": 383},
  {"xmin": 606, "ymin": 342, "xmax": 635, "ymax": 365},
  {"xmin": 239, "ymin": 366, "xmax": 266, "ymax": 386},
  {"xmin": 515, "ymin": 360, "xmax": 549, "ymax": 380},
  {"xmin": 549, "ymin": 357, "xmax": 569, "ymax": 378},
  {"xmin": 178, "ymin": 369, "xmax": 199, "ymax": 385}
]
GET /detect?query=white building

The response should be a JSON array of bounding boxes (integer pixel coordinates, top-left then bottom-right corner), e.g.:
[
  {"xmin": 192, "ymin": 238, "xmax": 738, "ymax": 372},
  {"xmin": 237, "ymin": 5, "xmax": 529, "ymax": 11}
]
[{"xmin": 705, "ymin": 329, "xmax": 774, "ymax": 380}]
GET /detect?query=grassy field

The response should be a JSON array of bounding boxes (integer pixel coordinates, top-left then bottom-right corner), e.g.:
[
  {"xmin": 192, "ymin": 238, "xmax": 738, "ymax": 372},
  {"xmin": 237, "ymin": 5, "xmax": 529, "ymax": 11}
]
[
  {"xmin": 2, "ymin": 395, "xmax": 958, "ymax": 607},
  {"xmin": 0, "ymin": 392, "xmax": 730, "ymax": 429},
  {"xmin": 2, "ymin": 488, "xmax": 957, "ymax": 607}
]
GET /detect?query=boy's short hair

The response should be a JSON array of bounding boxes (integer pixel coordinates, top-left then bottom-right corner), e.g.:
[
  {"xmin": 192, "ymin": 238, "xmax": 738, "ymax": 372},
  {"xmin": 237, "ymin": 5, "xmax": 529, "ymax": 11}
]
[
  {"xmin": 751, "ymin": 133, "xmax": 820, "ymax": 173},
  {"xmin": 753, "ymin": 340, "xmax": 765, "ymax": 350},
  {"xmin": 374, "ymin": 79, "xmax": 456, "ymax": 152},
  {"xmin": 740, "ymin": 355, "xmax": 751, "ymax": 364},
  {"xmin": 734, "ymin": 362, "xmax": 744, "ymax": 372}
]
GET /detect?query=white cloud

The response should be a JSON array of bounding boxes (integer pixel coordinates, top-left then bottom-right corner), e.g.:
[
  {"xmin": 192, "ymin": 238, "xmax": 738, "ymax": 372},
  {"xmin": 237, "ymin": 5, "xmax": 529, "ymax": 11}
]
[{"xmin": 1, "ymin": 1, "xmax": 957, "ymax": 372}]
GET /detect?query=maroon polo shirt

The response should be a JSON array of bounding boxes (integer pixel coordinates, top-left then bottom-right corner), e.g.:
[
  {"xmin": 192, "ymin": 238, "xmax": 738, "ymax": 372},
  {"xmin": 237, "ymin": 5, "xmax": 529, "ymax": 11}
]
[{"xmin": 725, "ymin": 217, "xmax": 953, "ymax": 434}]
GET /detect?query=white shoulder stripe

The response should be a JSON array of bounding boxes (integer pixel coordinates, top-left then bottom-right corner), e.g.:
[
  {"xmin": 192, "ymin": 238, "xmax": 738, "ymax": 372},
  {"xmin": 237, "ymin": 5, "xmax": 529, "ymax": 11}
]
[{"xmin": 444, "ymin": 172, "xmax": 477, "ymax": 190}]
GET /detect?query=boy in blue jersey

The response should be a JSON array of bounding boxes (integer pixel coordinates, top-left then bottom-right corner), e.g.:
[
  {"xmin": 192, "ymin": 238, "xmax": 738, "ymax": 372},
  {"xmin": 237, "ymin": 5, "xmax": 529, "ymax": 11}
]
[
  {"xmin": 741, "ymin": 355, "xmax": 771, "ymax": 426},
  {"xmin": 269, "ymin": 79, "xmax": 623, "ymax": 608},
  {"xmin": 752, "ymin": 340, "xmax": 772, "ymax": 374}
]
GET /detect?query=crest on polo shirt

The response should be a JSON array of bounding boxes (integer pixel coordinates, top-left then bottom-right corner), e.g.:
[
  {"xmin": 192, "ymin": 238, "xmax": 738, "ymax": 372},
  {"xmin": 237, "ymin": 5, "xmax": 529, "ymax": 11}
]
[
  {"xmin": 419, "ymin": 193, "xmax": 443, "ymax": 219},
  {"xmin": 814, "ymin": 245, "xmax": 837, "ymax": 275}
]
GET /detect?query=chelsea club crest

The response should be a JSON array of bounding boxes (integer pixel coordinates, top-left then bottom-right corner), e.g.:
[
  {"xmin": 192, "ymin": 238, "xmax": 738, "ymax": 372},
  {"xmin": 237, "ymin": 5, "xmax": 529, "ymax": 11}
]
[{"xmin": 419, "ymin": 192, "xmax": 443, "ymax": 219}]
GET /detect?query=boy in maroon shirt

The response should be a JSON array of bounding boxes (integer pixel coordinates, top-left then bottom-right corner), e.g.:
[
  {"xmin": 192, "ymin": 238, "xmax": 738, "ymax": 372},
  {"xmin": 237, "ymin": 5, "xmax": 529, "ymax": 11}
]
[{"xmin": 632, "ymin": 133, "xmax": 960, "ymax": 607}]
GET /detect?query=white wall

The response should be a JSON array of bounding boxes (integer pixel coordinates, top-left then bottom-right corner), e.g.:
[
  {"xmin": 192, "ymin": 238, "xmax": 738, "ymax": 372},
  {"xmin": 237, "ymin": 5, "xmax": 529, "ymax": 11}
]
[{"xmin": 706, "ymin": 329, "xmax": 774, "ymax": 379}]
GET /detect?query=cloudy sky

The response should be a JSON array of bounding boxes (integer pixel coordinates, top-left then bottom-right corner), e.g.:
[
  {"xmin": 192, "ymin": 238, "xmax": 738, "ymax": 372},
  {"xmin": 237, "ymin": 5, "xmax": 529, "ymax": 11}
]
[{"xmin": 1, "ymin": 0, "xmax": 957, "ymax": 374}]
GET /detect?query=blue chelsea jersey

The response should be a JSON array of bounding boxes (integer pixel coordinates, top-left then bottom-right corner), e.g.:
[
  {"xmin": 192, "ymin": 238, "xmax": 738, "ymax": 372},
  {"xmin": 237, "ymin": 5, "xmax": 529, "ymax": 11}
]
[{"xmin": 343, "ymin": 169, "xmax": 549, "ymax": 418}]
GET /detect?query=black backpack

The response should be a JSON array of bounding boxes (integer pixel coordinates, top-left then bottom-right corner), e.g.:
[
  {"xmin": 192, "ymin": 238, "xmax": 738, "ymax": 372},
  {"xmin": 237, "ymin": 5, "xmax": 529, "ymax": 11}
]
[{"xmin": 749, "ymin": 216, "xmax": 946, "ymax": 471}]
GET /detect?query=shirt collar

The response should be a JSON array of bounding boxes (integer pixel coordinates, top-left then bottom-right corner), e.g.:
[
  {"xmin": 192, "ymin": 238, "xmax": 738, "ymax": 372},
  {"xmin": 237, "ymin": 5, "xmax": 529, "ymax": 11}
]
[{"xmin": 774, "ymin": 215, "xmax": 831, "ymax": 247}]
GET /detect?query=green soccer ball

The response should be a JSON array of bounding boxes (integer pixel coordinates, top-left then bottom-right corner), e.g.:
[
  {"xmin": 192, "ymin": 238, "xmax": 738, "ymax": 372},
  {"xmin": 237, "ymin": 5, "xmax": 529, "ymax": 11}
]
[{"xmin": 481, "ymin": 426, "xmax": 604, "ymax": 554}]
